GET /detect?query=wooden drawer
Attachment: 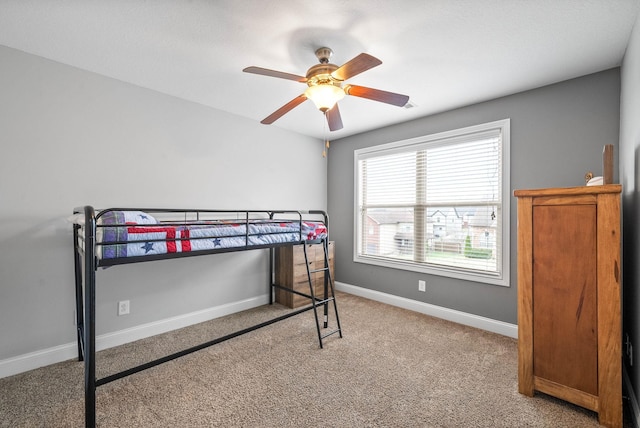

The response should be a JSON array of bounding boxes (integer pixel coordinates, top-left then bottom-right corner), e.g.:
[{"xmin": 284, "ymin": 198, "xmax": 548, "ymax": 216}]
[{"xmin": 275, "ymin": 242, "xmax": 334, "ymax": 308}]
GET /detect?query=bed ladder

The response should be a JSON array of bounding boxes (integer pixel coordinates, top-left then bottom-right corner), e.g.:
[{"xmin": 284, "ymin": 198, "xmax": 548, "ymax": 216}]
[{"xmin": 303, "ymin": 239, "xmax": 342, "ymax": 348}]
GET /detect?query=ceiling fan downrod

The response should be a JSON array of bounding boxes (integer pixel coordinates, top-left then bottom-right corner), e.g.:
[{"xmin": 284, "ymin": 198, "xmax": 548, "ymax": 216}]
[{"xmin": 315, "ymin": 47, "xmax": 333, "ymax": 64}]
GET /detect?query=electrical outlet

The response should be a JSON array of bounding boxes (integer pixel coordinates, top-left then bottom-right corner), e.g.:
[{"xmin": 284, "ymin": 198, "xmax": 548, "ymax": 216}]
[
  {"xmin": 118, "ymin": 300, "xmax": 130, "ymax": 316},
  {"xmin": 418, "ymin": 280, "xmax": 426, "ymax": 292}
]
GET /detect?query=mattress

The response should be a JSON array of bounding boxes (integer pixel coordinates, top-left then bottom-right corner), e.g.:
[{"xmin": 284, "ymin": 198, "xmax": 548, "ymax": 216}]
[{"xmin": 92, "ymin": 210, "xmax": 327, "ymax": 260}]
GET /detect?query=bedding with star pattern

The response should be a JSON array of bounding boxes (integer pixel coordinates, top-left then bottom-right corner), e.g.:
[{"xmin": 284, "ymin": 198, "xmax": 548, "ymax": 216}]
[{"xmin": 93, "ymin": 210, "xmax": 328, "ymax": 260}]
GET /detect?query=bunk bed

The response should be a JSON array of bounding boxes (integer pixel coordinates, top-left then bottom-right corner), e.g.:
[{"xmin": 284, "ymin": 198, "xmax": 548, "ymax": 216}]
[{"xmin": 72, "ymin": 206, "xmax": 342, "ymax": 428}]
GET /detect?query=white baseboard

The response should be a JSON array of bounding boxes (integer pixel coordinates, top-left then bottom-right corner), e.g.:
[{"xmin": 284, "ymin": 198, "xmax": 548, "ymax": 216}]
[
  {"xmin": 624, "ymin": 365, "xmax": 640, "ymax": 428},
  {"xmin": 0, "ymin": 294, "xmax": 269, "ymax": 379},
  {"xmin": 335, "ymin": 281, "xmax": 518, "ymax": 338},
  {"xmin": 2, "ymin": 285, "xmax": 518, "ymax": 379}
]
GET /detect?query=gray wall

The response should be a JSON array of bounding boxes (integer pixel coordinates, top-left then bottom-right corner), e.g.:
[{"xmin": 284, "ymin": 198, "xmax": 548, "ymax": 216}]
[
  {"xmin": 328, "ymin": 68, "xmax": 621, "ymax": 324},
  {"xmin": 0, "ymin": 39, "xmax": 627, "ymax": 381},
  {"xmin": 620, "ymin": 8, "xmax": 640, "ymax": 414},
  {"xmin": 0, "ymin": 45, "xmax": 327, "ymax": 362}
]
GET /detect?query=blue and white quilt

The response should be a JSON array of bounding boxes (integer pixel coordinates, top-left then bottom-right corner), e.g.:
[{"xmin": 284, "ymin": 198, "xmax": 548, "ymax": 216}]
[{"xmin": 96, "ymin": 210, "xmax": 327, "ymax": 260}]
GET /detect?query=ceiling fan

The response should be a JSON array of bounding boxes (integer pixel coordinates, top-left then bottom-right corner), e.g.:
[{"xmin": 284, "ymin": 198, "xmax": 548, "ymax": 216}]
[{"xmin": 243, "ymin": 47, "xmax": 410, "ymax": 131}]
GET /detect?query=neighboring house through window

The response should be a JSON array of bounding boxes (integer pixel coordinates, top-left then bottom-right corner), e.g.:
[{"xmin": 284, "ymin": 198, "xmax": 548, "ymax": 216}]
[{"xmin": 354, "ymin": 119, "xmax": 510, "ymax": 286}]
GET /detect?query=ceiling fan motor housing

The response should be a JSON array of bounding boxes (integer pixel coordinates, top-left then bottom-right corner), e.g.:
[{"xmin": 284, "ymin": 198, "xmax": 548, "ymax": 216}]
[
  {"xmin": 306, "ymin": 63, "xmax": 342, "ymax": 88},
  {"xmin": 306, "ymin": 47, "xmax": 343, "ymax": 88}
]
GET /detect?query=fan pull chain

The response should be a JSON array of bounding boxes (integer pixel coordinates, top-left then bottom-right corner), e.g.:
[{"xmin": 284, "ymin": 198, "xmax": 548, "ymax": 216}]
[{"xmin": 322, "ymin": 112, "xmax": 329, "ymax": 158}]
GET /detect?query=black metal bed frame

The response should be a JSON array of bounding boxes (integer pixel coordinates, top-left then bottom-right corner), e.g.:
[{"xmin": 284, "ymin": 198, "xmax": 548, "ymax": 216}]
[{"xmin": 72, "ymin": 206, "xmax": 342, "ymax": 428}]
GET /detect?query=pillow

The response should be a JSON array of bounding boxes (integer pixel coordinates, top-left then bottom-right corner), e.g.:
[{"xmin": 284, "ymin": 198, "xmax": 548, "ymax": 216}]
[{"xmin": 98, "ymin": 210, "xmax": 158, "ymax": 225}]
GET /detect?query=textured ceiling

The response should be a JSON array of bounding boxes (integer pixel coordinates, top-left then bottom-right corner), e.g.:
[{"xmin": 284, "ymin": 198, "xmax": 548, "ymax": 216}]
[{"xmin": 0, "ymin": 0, "xmax": 638, "ymax": 140}]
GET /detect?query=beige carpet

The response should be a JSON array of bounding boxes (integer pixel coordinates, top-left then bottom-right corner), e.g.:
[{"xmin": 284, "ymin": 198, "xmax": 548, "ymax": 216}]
[{"xmin": 0, "ymin": 292, "xmax": 631, "ymax": 427}]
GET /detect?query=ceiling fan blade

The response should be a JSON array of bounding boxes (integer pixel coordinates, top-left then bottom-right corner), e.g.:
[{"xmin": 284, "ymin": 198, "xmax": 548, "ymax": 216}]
[
  {"xmin": 344, "ymin": 84, "xmax": 409, "ymax": 107},
  {"xmin": 260, "ymin": 94, "xmax": 308, "ymax": 124},
  {"xmin": 331, "ymin": 53, "xmax": 382, "ymax": 81},
  {"xmin": 326, "ymin": 104, "xmax": 344, "ymax": 131},
  {"xmin": 243, "ymin": 66, "xmax": 307, "ymax": 83}
]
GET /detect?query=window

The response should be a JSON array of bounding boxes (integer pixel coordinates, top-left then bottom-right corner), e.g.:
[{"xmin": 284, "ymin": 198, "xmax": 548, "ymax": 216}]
[{"xmin": 354, "ymin": 119, "xmax": 510, "ymax": 286}]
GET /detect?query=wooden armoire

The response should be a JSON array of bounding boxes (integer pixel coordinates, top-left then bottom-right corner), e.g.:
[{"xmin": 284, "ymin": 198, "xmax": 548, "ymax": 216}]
[{"xmin": 514, "ymin": 185, "xmax": 622, "ymax": 428}]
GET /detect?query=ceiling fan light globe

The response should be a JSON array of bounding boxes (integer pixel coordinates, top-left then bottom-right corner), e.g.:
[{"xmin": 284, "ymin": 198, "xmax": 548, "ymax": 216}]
[{"xmin": 304, "ymin": 84, "xmax": 345, "ymax": 111}]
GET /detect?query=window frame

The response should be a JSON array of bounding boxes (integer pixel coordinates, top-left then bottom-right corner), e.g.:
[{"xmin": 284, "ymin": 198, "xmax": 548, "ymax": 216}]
[{"xmin": 353, "ymin": 119, "xmax": 511, "ymax": 287}]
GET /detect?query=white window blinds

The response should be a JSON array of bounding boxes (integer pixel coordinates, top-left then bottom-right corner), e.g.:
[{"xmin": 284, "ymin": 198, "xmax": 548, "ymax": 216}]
[{"xmin": 354, "ymin": 119, "xmax": 510, "ymax": 286}]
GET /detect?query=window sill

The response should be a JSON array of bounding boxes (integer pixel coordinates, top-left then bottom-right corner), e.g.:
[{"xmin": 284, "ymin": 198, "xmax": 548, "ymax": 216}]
[{"xmin": 353, "ymin": 254, "xmax": 510, "ymax": 287}]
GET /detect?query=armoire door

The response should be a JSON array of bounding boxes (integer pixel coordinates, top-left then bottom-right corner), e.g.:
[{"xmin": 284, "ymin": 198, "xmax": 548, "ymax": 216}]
[{"xmin": 532, "ymin": 203, "xmax": 597, "ymax": 395}]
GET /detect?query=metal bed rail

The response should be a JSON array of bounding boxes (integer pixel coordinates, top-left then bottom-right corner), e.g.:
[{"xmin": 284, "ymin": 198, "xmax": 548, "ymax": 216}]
[{"xmin": 75, "ymin": 207, "xmax": 326, "ymax": 267}]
